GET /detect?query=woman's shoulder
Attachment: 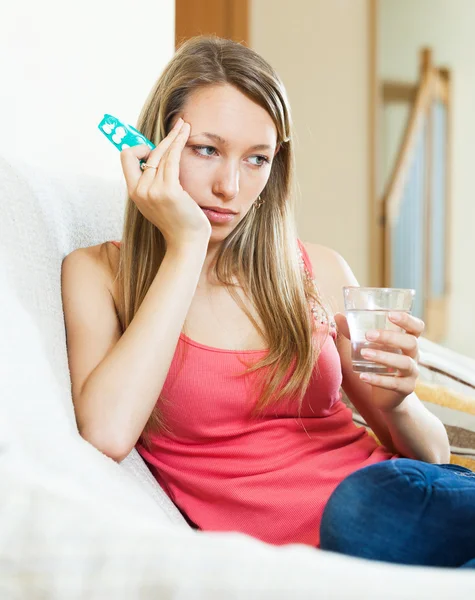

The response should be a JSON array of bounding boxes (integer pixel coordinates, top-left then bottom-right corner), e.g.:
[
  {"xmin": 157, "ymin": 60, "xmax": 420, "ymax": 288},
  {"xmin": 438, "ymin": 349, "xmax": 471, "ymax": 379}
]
[
  {"xmin": 301, "ymin": 241, "xmax": 358, "ymax": 313},
  {"xmin": 301, "ymin": 241, "xmax": 349, "ymax": 275},
  {"xmin": 63, "ymin": 241, "xmax": 120, "ymax": 297},
  {"xmin": 301, "ymin": 240, "xmax": 341, "ymax": 261}
]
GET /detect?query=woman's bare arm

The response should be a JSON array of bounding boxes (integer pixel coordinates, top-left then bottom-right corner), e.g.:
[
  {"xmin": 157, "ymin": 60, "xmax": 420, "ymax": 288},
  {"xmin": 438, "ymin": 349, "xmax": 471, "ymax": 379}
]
[
  {"xmin": 304, "ymin": 242, "xmax": 450, "ymax": 463},
  {"xmin": 61, "ymin": 239, "xmax": 208, "ymax": 461}
]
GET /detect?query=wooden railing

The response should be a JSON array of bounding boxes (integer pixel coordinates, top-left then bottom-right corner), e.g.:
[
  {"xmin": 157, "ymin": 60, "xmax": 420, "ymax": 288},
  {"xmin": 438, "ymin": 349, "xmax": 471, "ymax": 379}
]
[{"xmin": 381, "ymin": 49, "xmax": 451, "ymax": 342}]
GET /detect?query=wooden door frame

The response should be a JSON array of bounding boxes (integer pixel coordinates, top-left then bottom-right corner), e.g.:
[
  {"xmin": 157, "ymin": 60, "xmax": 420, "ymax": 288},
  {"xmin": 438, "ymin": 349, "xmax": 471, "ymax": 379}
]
[
  {"xmin": 175, "ymin": 0, "xmax": 249, "ymax": 49},
  {"xmin": 368, "ymin": 0, "xmax": 382, "ymax": 286}
]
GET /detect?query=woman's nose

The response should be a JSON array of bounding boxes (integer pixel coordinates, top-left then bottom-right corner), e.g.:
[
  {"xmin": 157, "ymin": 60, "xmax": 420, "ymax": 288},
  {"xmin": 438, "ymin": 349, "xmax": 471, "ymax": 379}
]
[{"xmin": 212, "ymin": 162, "xmax": 240, "ymax": 200}]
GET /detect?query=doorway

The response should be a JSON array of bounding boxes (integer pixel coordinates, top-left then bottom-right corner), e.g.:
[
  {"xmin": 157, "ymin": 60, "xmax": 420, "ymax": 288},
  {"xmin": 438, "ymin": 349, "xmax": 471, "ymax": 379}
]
[{"xmin": 176, "ymin": 0, "xmax": 249, "ymax": 48}]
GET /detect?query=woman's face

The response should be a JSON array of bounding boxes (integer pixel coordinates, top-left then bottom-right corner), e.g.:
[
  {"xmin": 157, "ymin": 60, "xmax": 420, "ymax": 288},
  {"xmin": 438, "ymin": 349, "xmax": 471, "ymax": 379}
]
[{"xmin": 177, "ymin": 83, "xmax": 279, "ymax": 241}]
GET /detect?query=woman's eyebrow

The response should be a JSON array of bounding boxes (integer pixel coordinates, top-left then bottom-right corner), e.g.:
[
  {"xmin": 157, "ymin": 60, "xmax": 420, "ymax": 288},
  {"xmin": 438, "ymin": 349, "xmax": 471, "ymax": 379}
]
[{"xmin": 188, "ymin": 132, "xmax": 273, "ymax": 151}]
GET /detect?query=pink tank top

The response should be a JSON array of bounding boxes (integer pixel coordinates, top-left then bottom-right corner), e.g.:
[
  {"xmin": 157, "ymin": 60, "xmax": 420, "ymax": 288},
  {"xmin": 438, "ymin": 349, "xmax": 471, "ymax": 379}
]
[{"xmin": 111, "ymin": 240, "xmax": 394, "ymax": 546}]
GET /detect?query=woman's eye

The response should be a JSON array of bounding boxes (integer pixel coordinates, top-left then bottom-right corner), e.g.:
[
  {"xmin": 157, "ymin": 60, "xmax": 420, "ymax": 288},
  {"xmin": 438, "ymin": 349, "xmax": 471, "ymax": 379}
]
[
  {"xmin": 192, "ymin": 145, "xmax": 216, "ymax": 157},
  {"xmin": 249, "ymin": 155, "xmax": 270, "ymax": 168},
  {"xmin": 191, "ymin": 146, "xmax": 270, "ymax": 168}
]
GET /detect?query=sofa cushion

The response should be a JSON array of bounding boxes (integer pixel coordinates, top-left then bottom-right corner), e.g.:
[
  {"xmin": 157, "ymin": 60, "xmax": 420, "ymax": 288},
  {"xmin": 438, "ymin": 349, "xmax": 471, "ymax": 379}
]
[
  {"xmin": 415, "ymin": 381, "xmax": 475, "ymax": 470},
  {"xmin": 0, "ymin": 153, "xmax": 187, "ymax": 526},
  {"xmin": 5, "ymin": 436, "xmax": 475, "ymax": 599}
]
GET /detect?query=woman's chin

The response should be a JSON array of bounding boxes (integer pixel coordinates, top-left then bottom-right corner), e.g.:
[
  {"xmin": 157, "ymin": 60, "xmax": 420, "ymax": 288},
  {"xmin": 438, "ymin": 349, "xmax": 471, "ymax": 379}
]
[
  {"xmin": 209, "ymin": 223, "xmax": 237, "ymax": 240},
  {"xmin": 208, "ymin": 229, "xmax": 227, "ymax": 244}
]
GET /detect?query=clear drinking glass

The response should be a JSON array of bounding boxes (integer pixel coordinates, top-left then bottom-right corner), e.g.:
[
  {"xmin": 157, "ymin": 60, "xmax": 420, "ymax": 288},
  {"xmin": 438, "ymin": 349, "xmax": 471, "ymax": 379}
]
[{"xmin": 343, "ymin": 287, "xmax": 415, "ymax": 376}]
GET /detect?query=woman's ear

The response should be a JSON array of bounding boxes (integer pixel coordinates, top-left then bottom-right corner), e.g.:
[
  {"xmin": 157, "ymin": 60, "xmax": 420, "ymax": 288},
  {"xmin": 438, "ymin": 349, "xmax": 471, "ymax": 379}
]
[{"xmin": 274, "ymin": 144, "xmax": 281, "ymax": 157}]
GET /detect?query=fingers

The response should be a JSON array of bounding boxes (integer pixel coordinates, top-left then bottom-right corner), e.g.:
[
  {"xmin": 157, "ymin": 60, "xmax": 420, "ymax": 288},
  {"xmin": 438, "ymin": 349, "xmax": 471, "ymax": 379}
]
[
  {"xmin": 161, "ymin": 121, "xmax": 191, "ymax": 186},
  {"xmin": 120, "ymin": 118, "xmax": 184, "ymax": 195},
  {"xmin": 360, "ymin": 347, "xmax": 419, "ymax": 377},
  {"xmin": 356, "ymin": 313, "xmax": 424, "ymax": 401},
  {"xmin": 365, "ymin": 329, "xmax": 419, "ymax": 358},
  {"xmin": 388, "ymin": 312, "xmax": 425, "ymax": 336},
  {"xmin": 143, "ymin": 118, "xmax": 184, "ymax": 173},
  {"xmin": 334, "ymin": 313, "xmax": 350, "ymax": 340},
  {"xmin": 120, "ymin": 143, "xmax": 152, "ymax": 195},
  {"xmin": 359, "ymin": 371, "xmax": 417, "ymax": 396}
]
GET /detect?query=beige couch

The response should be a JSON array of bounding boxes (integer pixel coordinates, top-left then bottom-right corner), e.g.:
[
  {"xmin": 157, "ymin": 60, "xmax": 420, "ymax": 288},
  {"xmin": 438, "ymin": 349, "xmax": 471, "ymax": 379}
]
[{"xmin": 2, "ymin": 153, "xmax": 475, "ymax": 599}]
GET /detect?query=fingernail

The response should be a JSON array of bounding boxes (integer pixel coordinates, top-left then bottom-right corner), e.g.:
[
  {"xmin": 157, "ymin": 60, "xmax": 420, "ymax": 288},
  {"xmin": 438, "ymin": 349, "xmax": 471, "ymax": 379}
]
[
  {"xmin": 389, "ymin": 312, "xmax": 401, "ymax": 322},
  {"xmin": 366, "ymin": 330, "xmax": 379, "ymax": 341},
  {"xmin": 360, "ymin": 373, "xmax": 371, "ymax": 382},
  {"xmin": 175, "ymin": 117, "xmax": 183, "ymax": 127},
  {"xmin": 361, "ymin": 349, "xmax": 375, "ymax": 358}
]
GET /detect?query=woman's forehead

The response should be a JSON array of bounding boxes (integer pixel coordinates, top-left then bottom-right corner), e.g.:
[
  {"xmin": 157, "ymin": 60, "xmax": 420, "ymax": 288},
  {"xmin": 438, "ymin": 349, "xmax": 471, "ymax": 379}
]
[{"xmin": 181, "ymin": 85, "xmax": 278, "ymax": 147}]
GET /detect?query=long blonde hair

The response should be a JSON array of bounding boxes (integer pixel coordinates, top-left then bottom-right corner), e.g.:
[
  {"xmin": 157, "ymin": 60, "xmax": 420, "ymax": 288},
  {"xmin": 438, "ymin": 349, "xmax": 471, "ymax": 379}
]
[{"xmin": 115, "ymin": 36, "xmax": 329, "ymax": 444}]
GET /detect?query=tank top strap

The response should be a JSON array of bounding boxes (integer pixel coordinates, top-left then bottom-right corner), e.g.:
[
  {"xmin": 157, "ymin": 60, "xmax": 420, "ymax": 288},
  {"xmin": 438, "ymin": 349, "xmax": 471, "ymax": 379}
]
[
  {"xmin": 297, "ymin": 239, "xmax": 314, "ymax": 278},
  {"xmin": 296, "ymin": 239, "xmax": 337, "ymax": 338}
]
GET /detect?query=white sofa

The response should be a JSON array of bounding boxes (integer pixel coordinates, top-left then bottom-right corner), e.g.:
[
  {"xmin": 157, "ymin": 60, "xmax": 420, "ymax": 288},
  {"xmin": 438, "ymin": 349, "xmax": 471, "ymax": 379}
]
[{"xmin": 1, "ymin": 152, "xmax": 475, "ymax": 599}]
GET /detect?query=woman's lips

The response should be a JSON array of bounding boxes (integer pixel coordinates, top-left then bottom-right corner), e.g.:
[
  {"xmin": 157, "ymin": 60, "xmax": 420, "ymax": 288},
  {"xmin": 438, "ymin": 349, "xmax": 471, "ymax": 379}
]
[{"xmin": 201, "ymin": 208, "xmax": 236, "ymax": 223}]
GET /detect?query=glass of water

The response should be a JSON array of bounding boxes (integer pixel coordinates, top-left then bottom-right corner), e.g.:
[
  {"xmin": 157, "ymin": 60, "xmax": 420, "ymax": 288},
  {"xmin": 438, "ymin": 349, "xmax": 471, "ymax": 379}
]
[{"xmin": 343, "ymin": 287, "xmax": 415, "ymax": 376}]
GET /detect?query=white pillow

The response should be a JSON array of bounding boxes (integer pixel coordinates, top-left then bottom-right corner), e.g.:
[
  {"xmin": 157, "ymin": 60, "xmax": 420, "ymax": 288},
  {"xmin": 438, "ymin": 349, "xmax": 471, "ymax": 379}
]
[{"xmin": 0, "ymin": 152, "xmax": 187, "ymax": 524}]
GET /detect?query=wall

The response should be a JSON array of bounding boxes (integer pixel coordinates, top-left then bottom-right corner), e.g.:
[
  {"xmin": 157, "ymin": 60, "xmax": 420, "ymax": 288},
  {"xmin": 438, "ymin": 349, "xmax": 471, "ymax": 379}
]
[
  {"xmin": 2, "ymin": 0, "xmax": 369, "ymax": 278},
  {"xmin": 250, "ymin": 0, "xmax": 370, "ymax": 284},
  {"xmin": 379, "ymin": 0, "xmax": 475, "ymax": 357},
  {"xmin": 1, "ymin": 1, "xmax": 175, "ymax": 181}
]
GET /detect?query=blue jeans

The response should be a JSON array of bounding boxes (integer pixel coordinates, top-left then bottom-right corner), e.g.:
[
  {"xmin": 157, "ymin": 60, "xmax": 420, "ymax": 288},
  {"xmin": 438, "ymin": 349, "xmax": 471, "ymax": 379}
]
[{"xmin": 320, "ymin": 459, "xmax": 475, "ymax": 568}]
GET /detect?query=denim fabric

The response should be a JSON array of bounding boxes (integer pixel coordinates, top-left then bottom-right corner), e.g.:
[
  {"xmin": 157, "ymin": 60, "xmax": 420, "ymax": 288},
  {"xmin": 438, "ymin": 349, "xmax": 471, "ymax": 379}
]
[{"xmin": 320, "ymin": 459, "xmax": 475, "ymax": 568}]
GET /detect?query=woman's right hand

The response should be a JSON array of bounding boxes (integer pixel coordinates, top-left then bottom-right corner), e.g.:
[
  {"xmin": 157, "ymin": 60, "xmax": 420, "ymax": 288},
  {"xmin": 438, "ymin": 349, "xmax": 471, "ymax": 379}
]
[{"xmin": 120, "ymin": 118, "xmax": 212, "ymax": 250}]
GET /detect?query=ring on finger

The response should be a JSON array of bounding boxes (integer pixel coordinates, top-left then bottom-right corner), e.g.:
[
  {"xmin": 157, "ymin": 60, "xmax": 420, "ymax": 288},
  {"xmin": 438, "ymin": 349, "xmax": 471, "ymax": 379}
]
[{"xmin": 140, "ymin": 162, "xmax": 159, "ymax": 172}]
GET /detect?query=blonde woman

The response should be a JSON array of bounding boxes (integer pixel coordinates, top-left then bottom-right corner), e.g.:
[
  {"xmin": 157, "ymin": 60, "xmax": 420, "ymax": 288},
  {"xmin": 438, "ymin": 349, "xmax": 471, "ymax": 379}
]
[{"xmin": 61, "ymin": 36, "xmax": 475, "ymax": 568}]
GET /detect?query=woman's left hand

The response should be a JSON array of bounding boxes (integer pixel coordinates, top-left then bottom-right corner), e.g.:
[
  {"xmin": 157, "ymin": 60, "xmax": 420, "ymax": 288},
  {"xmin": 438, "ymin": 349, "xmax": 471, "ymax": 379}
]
[{"xmin": 335, "ymin": 312, "xmax": 425, "ymax": 412}]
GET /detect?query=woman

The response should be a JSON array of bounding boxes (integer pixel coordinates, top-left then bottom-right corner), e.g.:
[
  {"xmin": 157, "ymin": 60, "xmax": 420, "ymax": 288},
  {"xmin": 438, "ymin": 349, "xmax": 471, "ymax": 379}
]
[{"xmin": 61, "ymin": 36, "xmax": 475, "ymax": 567}]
